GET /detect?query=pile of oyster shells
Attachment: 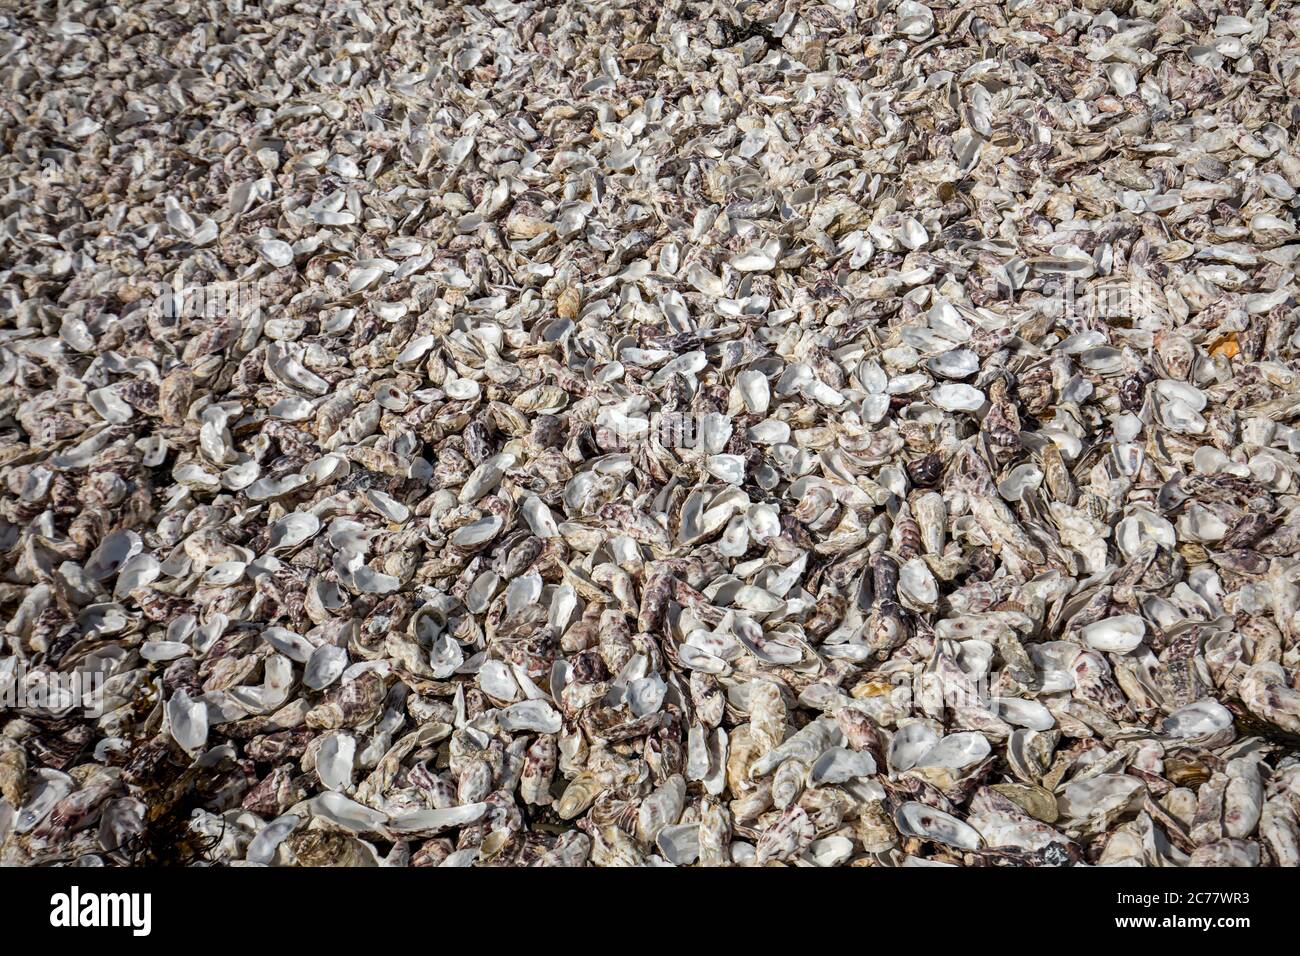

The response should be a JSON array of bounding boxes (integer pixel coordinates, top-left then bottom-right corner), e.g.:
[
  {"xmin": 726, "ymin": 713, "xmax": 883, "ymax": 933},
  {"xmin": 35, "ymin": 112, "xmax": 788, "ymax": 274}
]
[{"xmin": 2, "ymin": 0, "xmax": 1300, "ymax": 867}]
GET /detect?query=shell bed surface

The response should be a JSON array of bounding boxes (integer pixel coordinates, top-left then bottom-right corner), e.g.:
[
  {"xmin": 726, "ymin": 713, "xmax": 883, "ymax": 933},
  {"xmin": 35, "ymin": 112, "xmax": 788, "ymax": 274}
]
[{"xmin": 2, "ymin": 0, "xmax": 1300, "ymax": 868}]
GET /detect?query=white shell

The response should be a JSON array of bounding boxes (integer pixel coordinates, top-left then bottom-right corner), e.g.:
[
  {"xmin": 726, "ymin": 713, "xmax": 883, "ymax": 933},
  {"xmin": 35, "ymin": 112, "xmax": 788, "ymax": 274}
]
[
  {"xmin": 166, "ymin": 689, "xmax": 208, "ymax": 753},
  {"xmin": 991, "ymin": 698, "xmax": 1055, "ymax": 731},
  {"xmin": 499, "ymin": 699, "xmax": 563, "ymax": 733},
  {"xmin": 258, "ymin": 238, "xmax": 295, "ymax": 267},
  {"xmin": 897, "ymin": 557, "xmax": 938, "ymax": 610},
  {"xmin": 317, "ymin": 733, "xmax": 356, "ymax": 791},
  {"xmin": 268, "ymin": 512, "xmax": 322, "ymax": 551},
  {"xmin": 1081, "ymin": 614, "xmax": 1146, "ymax": 653},
  {"xmin": 304, "ymin": 644, "xmax": 348, "ymax": 689},
  {"xmin": 810, "ymin": 747, "xmax": 877, "ymax": 786},
  {"xmin": 925, "ymin": 348, "xmax": 979, "ymax": 379},
  {"xmin": 895, "ymin": 802, "xmax": 982, "ymax": 849},
  {"xmin": 888, "ymin": 722, "xmax": 940, "ymax": 774},
  {"xmin": 1163, "ymin": 699, "xmax": 1234, "ymax": 739},
  {"xmin": 913, "ymin": 732, "xmax": 990, "ymax": 772},
  {"xmin": 929, "ymin": 383, "xmax": 986, "ymax": 411}
]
